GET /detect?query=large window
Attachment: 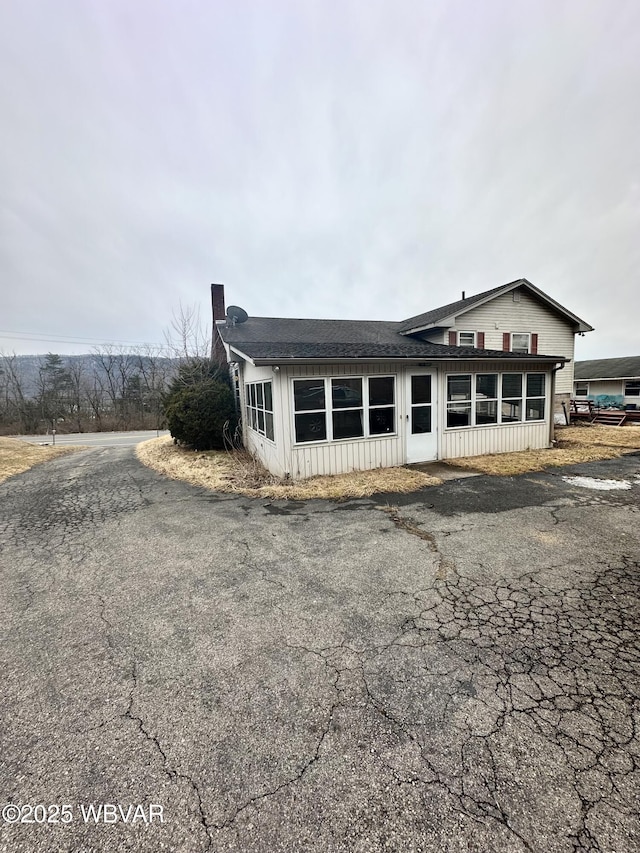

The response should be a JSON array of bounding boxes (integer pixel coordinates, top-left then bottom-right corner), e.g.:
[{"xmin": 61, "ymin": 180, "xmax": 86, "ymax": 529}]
[
  {"xmin": 293, "ymin": 376, "xmax": 395, "ymax": 444},
  {"xmin": 476, "ymin": 374, "xmax": 498, "ymax": 424},
  {"xmin": 525, "ymin": 373, "xmax": 546, "ymax": 421},
  {"xmin": 446, "ymin": 375, "xmax": 471, "ymax": 428},
  {"xmin": 447, "ymin": 372, "xmax": 546, "ymax": 428},
  {"xmin": 246, "ymin": 380, "xmax": 274, "ymax": 441}
]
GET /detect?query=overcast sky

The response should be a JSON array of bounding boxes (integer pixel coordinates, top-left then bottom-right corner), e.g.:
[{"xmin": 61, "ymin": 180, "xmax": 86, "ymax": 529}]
[{"xmin": 1, "ymin": 0, "xmax": 638, "ymax": 358}]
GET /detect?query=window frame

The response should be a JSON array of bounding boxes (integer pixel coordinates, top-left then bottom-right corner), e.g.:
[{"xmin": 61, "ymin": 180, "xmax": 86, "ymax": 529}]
[
  {"xmin": 575, "ymin": 382, "xmax": 589, "ymax": 397},
  {"xmin": 457, "ymin": 331, "xmax": 476, "ymax": 347},
  {"xmin": 624, "ymin": 379, "xmax": 640, "ymax": 397},
  {"xmin": 292, "ymin": 374, "xmax": 397, "ymax": 445},
  {"xmin": 245, "ymin": 379, "xmax": 275, "ymax": 442},
  {"xmin": 445, "ymin": 371, "xmax": 547, "ymax": 430},
  {"xmin": 510, "ymin": 333, "xmax": 531, "ymax": 354}
]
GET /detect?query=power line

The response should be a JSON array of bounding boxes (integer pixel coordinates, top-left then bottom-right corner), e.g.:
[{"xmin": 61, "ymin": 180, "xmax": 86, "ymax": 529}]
[{"xmin": 0, "ymin": 330, "xmax": 166, "ymax": 348}]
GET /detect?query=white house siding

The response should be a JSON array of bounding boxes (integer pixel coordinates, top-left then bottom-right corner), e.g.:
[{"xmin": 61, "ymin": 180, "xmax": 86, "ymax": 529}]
[
  {"xmin": 241, "ymin": 359, "xmax": 554, "ymax": 479},
  {"xmin": 579, "ymin": 380, "xmax": 623, "ymax": 397},
  {"xmin": 238, "ymin": 362, "xmax": 285, "ymax": 476},
  {"xmin": 422, "ymin": 290, "xmax": 576, "ymax": 396},
  {"xmin": 439, "ymin": 359, "xmax": 552, "ymax": 459},
  {"xmin": 573, "ymin": 378, "xmax": 640, "ymax": 407},
  {"xmin": 278, "ymin": 362, "xmax": 405, "ymax": 478}
]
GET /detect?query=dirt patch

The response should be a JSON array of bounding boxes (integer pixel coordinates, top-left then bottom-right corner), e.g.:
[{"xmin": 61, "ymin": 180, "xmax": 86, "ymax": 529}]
[
  {"xmin": 0, "ymin": 437, "xmax": 80, "ymax": 484},
  {"xmin": 447, "ymin": 425, "xmax": 640, "ymax": 476},
  {"xmin": 136, "ymin": 436, "xmax": 442, "ymax": 499}
]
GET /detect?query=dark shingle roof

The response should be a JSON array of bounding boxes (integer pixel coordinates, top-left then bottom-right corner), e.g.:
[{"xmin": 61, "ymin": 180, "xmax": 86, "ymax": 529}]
[
  {"xmin": 218, "ymin": 317, "xmax": 565, "ymax": 363},
  {"xmin": 398, "ymin": 278, "xmax": 593, "ymax": 334},
  {"xmin": 398, "ymin": 282, "xmax": 514, "ymax": 333},
  {"xmin": 574, "ymin": 356, "xmax": 640, "ymax": 380}
]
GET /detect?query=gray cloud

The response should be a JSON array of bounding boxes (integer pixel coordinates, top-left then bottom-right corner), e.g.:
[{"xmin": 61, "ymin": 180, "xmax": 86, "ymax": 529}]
[{"xmin": 1, "ymin": 0, "xmax": 638, "ymax": 357}]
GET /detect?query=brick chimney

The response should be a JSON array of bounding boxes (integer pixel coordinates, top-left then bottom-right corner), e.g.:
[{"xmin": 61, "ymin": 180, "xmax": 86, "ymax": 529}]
[{"xmin": 211, "ymin": 283, "xmax": 227, "ymax": 363}]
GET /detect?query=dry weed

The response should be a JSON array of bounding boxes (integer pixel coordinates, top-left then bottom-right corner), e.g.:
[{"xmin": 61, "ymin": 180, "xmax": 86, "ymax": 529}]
[
  {"xmin": 136, "ymin": 436, "xmax": 441, "ymax": 499},
  {"xmin": 0, "ymin": 437, "xmax": 80, "ymax": 484},
  {"xmin": 448, "ymin": 424, "xmax": 640, "ymax": 476}
]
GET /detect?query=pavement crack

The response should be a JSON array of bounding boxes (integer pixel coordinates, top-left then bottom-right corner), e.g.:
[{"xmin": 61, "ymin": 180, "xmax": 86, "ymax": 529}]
[
  {"xmin": 212, "ymin": 700, "xmax": 340, "ymax": 831},
  {"xmin": 379, "ymin": 505, "xmax": 457, "ymax": 578},
  {"xmin": 122, "ymin": 659, "xmax": 214, "ymax": 851}
]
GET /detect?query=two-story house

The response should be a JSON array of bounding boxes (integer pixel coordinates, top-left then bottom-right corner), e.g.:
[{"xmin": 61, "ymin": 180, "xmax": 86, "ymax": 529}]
[{"xmin": 213, "ymin": 279, "xmax": 593, "ymax": 480}]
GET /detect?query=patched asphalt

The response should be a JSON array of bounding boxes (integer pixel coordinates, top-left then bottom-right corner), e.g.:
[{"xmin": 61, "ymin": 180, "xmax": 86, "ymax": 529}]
[{"xmin": 1, "ymin": 448, "xmax": 639, "ymax": 852}]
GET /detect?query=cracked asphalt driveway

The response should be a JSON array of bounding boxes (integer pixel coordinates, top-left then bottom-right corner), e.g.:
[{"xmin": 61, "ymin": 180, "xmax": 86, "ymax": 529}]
[{"xmin": 1, "ymin": 448, "xmax": 639, "ymax": 853}]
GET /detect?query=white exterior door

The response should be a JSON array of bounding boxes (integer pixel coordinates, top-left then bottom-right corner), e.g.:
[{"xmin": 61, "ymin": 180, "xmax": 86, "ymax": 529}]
[{"xmin": 405, "ymin": 371, "xmax": 437, "ymax": 463}]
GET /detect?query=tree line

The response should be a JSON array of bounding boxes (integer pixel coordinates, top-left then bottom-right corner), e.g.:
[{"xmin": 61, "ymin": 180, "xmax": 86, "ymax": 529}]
[{"xmin": 0, "ymin": 348, "xmax": 177, "ymax": 435}]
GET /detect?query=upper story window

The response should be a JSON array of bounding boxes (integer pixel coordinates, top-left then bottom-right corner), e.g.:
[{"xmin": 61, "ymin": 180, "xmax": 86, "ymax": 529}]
[
  {"xmin": 510, "ymin": 333, "xmax": 531, "ymax": 353},
  {"xmin": 625, "ymin": 380, "xmax": 640, "ymax": 397},
  {"xmin": 293, "ymin": 376, "xmax": 396, "ymax": 444},
  {"xmin": 449, "ymin": 330, "xmax": 485, "ymax": 347}
]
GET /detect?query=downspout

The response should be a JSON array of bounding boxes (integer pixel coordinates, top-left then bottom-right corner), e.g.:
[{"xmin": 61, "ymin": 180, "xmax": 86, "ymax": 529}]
[{"xmin": 550, "ymin": 362, "xmax": 565, "ymax": 444}]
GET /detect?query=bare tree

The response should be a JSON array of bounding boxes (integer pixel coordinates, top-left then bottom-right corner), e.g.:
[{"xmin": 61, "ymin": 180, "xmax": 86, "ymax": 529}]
[
  {"xmin": 164, "ymin": 303, "xmax": 210, "ymax": 358},
  {"xmin": 0, "ymin": 352, "xmax": 38, "ymax": 433}
]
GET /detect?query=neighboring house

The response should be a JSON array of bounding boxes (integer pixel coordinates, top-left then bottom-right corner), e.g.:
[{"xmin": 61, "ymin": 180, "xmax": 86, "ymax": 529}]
[
  {"xmin": 213, "ymin": 279, "xmax": 593, "ymax": 479},
  {"xmin": 573, "ymin": 357, "xmax": 640, "ymax": 409}
]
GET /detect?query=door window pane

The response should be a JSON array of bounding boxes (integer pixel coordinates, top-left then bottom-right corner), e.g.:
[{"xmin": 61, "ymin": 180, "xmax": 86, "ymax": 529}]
[
  {"xmin": 411, "ymin": 375, "xmax": 432, "ymax": 404},
  {"xmin": 412, "ymin": 406, "xmax": 432, "ymax": 434}
]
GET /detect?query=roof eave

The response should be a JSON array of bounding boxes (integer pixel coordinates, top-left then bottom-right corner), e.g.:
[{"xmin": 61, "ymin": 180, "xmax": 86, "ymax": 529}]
[
  {"xmin": 400, "ymin": 278, "xmax": 594, "ymax": 335},
  {"xmin": 228, "ymin": 345, "xmax": 256, "ymax": 365},
  {"xmin": 248, "ymin": 354, "xmax": 567, "ymax": 366}
]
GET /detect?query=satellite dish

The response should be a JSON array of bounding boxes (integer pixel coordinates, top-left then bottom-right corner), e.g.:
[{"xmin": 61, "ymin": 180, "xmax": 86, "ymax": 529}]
[{"xmin": 226, "ymin": 305, "xmax": 248, "ymax": 325}]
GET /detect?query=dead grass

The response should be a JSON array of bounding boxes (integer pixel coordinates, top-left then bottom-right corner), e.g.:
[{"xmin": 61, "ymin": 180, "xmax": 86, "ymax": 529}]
[
  {"xmin": 0, "ymin": 436, "xmax": 80, "ymax": 484},
  {"xmin": 136, "ymin": 424, "xmax": 640, "ymax": 498},
  {"xmin": 448, "ymin": 424, "xmax": 640, "ymax": 476},
  {"xmin": 136, "ymin": 436, "xmax": 442, "ymax": 499}
]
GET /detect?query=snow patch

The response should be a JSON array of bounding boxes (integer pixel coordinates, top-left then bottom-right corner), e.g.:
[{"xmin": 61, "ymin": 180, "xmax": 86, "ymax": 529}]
[{"xmin": 562, "ymin": 476, "xmax": 632, "ymax": 491}]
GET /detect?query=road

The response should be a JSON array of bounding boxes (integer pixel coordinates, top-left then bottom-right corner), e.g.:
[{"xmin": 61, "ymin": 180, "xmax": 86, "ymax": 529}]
[
  {"xmin": 12, "ymin": 429, "xmax": 169, "ymax": 448},
  {"xmin": 1, "ymin": 447, "xmax": 639, "ymax": 852}
]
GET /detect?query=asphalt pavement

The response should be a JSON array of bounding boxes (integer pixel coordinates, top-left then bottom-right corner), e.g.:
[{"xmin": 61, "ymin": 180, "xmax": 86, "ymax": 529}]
[
  {"xmin": 1, "ymin": 447, "xmax": 638, "ymax": 852},
  {"xmin": 12, "ymin": 429, "xmax": 169, "ymax": 448}
]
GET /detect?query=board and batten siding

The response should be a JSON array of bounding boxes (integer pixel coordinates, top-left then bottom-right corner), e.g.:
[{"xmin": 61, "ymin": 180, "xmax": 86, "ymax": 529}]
[
  {"xmin": 238, "ymin": 362, "xmax": 285, "ymax": 476},
  {"xmin": 278, "ymin": 362, "xmax": 405, "ymax": 478},
  {"xmin": 438, "ymin": 358, "xmax": 552, "ymax": 459},
  {"xmin": 423, "ymin": 289, "xmax": 576, "ymax": 395},
  {"xmin": 238, "ymin": 358, "xmax": 554, "ymax": 479}
]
